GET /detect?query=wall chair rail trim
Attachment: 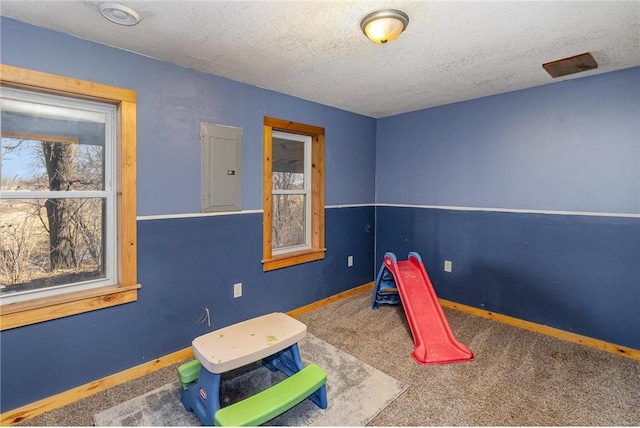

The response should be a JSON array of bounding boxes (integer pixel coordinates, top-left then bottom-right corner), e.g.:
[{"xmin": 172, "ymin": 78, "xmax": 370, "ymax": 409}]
[{"xmin": 377, "ymin": 203, "xmax": 640, "ymax": 219}]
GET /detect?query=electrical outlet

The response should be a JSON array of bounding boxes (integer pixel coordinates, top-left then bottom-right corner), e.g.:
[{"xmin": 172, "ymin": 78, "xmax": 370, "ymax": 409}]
[
  {"xmin": 233, "ymin": 283, "xmax": 242, "ymax": 298},
  {"xmin": 444, "ymin": 260, "xmax": 452, "ymax": 273},
  {"xmin": 348, "ymin": 255, "xmax": 354, "ymax": 267}
]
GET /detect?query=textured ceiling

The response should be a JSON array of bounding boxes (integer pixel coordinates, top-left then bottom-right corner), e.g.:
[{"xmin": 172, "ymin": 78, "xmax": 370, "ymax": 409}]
[{"xmin": 1, "ymin": 1, "xmax": 639, "ymax": 118}]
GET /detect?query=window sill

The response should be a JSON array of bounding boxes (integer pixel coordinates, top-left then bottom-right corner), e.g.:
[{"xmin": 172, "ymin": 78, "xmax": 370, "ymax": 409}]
[
  {"xmin": 263, "ymin": 248, "xmax": 326, "ymax": 272},
  {"xmin": 0, "ymin": 284, "xmax": 141, "ymax": 330}
]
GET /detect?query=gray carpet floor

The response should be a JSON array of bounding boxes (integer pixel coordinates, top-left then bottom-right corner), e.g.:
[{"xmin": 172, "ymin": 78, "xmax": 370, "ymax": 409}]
[{"xmin": 19, "ymin": 291, "xmax": 640, "ymax": 426}]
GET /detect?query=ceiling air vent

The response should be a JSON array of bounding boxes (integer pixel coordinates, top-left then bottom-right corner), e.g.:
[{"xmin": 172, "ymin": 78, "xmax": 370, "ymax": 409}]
[{"xmin": 542, "ymin": 52, "xmax": 597, "ymax": 78}]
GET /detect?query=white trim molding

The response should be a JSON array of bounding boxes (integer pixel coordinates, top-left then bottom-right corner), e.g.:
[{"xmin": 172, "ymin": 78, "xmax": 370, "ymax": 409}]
[{"xmin": 376, "ymin": 203, "xmax": 640, "ymax": 219}]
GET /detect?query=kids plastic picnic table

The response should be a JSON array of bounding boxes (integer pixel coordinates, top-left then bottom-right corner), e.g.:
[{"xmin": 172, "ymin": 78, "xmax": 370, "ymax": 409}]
[{"xmin": 178, "ymin": 312, "xmax": 327, "ymax": 426}]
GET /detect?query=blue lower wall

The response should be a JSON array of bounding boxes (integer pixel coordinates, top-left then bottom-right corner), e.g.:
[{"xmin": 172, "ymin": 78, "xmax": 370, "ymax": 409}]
[
  {"xmin": 376, "ymin": 206, "xmax": 640, "ymax": 349},
  {"xmin": 3, "ymin": 208, "xmax": 638, "ymax": 412},
  {"xmin": 0, "ymin": 206, "xmax": 374, "ymax": 412}
]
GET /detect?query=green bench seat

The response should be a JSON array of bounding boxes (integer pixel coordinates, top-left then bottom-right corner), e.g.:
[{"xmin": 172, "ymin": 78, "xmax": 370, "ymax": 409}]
[
  {"xmin": 177, "ymin": 359, "xmax": 202, "ymax": 389},
  {"xmin": 214, "ymin": 364, "xmax": 327, "ymax": 426}
]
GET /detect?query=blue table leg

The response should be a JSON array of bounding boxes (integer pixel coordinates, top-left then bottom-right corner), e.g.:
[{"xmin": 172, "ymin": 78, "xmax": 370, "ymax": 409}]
[
  {"xmin": 262, "ymin": 343, "xmax": 304, "ymax": 376},
  {"xmin": 311, "ymin": 384, "xmax": 328, "ymax": 409},
  {"xmin": 181, "ymin": 367, "xmax": 221, "ymax": 426}
]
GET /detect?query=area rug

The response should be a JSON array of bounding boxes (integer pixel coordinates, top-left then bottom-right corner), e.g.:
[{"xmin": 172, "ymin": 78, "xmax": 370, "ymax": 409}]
[{"xmin": 93, "ymin": 333, "xmax": 408, "ymax": 426}]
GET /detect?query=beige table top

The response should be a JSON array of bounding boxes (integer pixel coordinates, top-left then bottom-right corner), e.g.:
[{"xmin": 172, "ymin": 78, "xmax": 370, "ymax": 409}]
[{"xmin": 192, "ymin": 312, "xmax": 307, "ymax": 374}]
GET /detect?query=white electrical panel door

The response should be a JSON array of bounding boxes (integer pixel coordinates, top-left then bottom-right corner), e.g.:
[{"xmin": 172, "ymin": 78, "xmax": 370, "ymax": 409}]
[{"xmin": 201, "ymin": 122, "xmax": 242, "ymax": 212}]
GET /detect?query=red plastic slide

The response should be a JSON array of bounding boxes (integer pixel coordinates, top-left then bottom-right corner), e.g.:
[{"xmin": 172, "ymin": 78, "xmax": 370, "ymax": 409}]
[{"xmin": 383, "ymin": 252, "xmax": 474, "ymax": 365}]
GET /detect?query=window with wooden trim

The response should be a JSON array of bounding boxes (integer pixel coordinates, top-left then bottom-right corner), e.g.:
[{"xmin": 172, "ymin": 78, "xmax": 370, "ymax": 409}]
[
  {"xmin": 263, "ymin": 117, "xmax": 325, "ymax": 271},
  {"xmin": 0, "ymin": 64, "xmax": 139, "ymax": 330}
]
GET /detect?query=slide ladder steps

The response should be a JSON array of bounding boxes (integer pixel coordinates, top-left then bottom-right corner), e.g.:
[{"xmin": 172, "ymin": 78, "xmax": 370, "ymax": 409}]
[{"xmin": 372, "ymin": 256, "xmax": 401, "ymax": 309}]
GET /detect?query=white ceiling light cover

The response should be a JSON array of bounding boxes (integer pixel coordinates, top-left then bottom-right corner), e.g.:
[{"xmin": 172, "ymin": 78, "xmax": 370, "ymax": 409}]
[{"xmin": 361, "ymin": 9, "xmax": 409, "ymax": 44}]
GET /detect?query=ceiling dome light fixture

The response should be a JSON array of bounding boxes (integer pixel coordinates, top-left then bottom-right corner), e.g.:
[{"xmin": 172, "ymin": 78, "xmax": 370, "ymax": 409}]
[
  {"xmin": 99, "ymin": 2, "xmax": 141, "ymax": 26},
  {"xmin": 360, "ymin": 9, "xmax": 409, "ymax": 44}
]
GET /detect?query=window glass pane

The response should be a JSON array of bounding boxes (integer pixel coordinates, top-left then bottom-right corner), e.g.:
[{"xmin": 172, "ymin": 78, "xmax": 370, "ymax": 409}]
[
  {"xmin": 0, "ymin": 197, "xmax": 105, "ymax": 296},
  {"xmin": 1, "ymin": 138, "xmax": 105, "ymax": 191},
  {"xmin": 272, "ymin": 137, "xmax": 304, "ymax": 190},
  {"xmin": 271, "ymin": 194, "xmax": 306, "ymax": 249},
  {"xmin": 1, "ymin": 97, "xmax": 106, "ymax": 191}
]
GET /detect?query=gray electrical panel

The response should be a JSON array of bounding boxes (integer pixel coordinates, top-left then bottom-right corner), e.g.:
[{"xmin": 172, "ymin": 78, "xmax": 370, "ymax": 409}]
[{"xmin": 201, "ymin": 122, "xmax": 242, "ymax": 212}]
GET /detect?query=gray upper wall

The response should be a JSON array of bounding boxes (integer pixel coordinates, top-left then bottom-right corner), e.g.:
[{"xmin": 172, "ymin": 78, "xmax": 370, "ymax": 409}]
[
  {"xmin": 0, "ymin": 17, "xmax": 377, "ymax": 216},
  {"xmin": 376, "ymin": 67, "xmax": 640, "ymax": 215}
]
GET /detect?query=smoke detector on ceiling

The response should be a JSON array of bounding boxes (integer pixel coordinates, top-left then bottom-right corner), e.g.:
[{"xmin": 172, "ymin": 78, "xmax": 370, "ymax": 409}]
[{"xmin": 99, "ymin": 3, "xmax": 141, "ymax": 26}]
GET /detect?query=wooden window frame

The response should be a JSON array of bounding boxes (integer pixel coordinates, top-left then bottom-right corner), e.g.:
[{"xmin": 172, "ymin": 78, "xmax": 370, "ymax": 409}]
[
  {"xmin": 0, "ymin": 64, "xmax": 139, "ymax": 330},
  {"xmin": 263, "ymin": 117, "xmax": 325, "ymax": 271}
]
